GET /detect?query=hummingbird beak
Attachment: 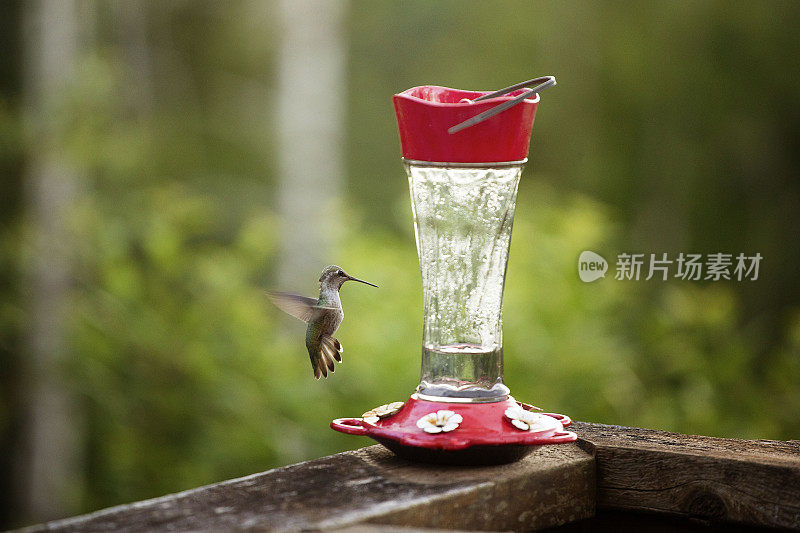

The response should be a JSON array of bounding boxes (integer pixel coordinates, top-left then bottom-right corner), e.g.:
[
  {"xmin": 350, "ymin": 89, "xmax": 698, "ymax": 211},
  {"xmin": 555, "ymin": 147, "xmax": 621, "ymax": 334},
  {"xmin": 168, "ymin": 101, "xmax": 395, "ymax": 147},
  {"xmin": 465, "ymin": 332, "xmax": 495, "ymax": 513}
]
[{"xmin": 347, "ymin": 275, "xmax": 378, "ymax": 288}]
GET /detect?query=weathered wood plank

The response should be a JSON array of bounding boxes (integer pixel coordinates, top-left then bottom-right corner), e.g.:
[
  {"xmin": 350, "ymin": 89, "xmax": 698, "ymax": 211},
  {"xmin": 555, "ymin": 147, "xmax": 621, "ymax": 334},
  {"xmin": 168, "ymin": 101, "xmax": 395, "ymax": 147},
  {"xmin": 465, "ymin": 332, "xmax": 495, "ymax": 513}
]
[
  {"xmin": 24, "ymin": 443, "xmax": 594, "ymax": 532},
  {"xmin": 572, "ymin": 422, "xmax": 800, "ymax": 529},
  {"xmin": 25, "ymin": 422, "xmax": 799, "ymax": 531}
]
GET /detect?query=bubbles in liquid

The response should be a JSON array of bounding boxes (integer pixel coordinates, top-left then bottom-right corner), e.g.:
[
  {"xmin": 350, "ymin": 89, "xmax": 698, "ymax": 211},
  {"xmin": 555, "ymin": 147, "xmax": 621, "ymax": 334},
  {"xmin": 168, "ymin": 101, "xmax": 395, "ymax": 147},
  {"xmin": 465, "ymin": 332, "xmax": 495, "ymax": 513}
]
[{"xmin": 407, "ymin": 164, "xmax": 522, "ymax": 401}]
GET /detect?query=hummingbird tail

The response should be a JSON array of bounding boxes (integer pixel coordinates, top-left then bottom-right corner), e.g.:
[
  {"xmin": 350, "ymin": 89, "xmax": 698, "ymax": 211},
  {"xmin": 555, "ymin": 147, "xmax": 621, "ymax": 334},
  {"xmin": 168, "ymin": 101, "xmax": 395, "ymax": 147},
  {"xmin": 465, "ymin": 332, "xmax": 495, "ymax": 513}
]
[
  {"xmin": 312, "ymin": 355, "xmax": 333, "ymax": 379},
  {"xmin": 313, "ymin": 335, "xmax": 342, "ymax": 379},
  {"xmin": 322, "ymin": 336, "xmax": 343, "ymax": 363}
]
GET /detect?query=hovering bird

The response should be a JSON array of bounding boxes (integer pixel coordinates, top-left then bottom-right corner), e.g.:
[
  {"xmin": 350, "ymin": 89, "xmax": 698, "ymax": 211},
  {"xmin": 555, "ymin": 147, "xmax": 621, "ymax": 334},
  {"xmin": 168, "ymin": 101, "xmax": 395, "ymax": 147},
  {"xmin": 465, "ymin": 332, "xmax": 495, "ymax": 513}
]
[{"xmin": 267, "ymin": 265, "xmax": 377, "ymax": 379}]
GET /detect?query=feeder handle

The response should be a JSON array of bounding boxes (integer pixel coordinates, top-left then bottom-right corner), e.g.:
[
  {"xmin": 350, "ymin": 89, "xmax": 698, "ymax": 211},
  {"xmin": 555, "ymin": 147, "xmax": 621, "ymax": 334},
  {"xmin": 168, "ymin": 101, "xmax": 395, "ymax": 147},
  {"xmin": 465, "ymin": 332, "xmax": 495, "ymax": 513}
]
[
  {"xmin": 473, "ymin": 76, "xmax": 557, "ymax": 101},
  {"xmin": 448, "ymin": 75, "xmax": 557, "ymax": 134},
  {"xmin": 330, "ymin": 418, "xmax": 368, "ymax": 436}
]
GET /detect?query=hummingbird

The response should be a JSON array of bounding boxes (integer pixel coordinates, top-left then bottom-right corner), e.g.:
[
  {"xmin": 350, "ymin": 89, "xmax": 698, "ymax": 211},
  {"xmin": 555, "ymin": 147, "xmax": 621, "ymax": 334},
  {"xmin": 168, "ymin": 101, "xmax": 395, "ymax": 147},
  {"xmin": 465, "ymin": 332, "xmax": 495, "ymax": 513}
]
[{"xmin": 267, "ymin": 265, "xmax": 377, "ymax": 379}]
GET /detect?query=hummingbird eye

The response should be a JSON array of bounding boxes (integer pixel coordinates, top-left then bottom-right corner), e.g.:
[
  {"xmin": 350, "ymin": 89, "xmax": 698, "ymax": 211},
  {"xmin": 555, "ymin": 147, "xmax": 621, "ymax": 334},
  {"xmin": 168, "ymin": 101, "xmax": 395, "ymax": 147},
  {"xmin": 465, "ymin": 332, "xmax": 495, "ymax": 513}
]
[{"xmin": 337, "ymin": 270, "xmax": 344, "ymax": 276}]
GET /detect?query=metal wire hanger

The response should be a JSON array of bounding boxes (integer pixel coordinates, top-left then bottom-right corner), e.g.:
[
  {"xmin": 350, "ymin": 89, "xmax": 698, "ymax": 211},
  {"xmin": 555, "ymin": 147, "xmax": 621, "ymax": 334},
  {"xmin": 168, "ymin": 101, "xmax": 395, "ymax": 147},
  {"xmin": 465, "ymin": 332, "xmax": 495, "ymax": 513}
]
[{"xmin": 448, "ymin": 76, "xmax": 557, "ymax": 134}]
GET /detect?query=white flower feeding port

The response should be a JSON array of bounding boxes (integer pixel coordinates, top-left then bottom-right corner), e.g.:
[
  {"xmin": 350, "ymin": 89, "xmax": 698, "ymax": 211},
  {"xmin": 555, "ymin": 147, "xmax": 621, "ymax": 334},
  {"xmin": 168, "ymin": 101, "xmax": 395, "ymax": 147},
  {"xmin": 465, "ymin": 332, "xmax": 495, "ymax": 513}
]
[
  {"xmin": 504, "ymin": 405, "xmax": 551, "ymax": 432},
  {"xmin": 416, "ymin": 410, "xmax": 464, "ymax": 434},
  {"xmin": 362, "ymin": 402, "xmax": 405, "ymax": 425}
]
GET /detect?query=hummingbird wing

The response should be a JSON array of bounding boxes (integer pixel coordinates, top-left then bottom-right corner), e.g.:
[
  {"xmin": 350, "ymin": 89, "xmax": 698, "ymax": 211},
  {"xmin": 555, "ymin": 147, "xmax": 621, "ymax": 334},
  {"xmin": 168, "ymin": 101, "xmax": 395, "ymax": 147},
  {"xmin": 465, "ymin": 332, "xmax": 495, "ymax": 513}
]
[{"xmin": 265, "ymin": 291, "xmax": 318, "ymax": 322}]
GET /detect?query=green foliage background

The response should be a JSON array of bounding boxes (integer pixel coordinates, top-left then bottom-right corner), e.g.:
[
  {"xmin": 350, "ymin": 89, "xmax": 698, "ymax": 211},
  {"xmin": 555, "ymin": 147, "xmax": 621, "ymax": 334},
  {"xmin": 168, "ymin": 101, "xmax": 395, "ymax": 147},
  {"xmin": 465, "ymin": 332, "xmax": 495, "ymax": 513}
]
[{"xmin": 1, "ymin": 0, "xmax": 799, "ymax": 527}]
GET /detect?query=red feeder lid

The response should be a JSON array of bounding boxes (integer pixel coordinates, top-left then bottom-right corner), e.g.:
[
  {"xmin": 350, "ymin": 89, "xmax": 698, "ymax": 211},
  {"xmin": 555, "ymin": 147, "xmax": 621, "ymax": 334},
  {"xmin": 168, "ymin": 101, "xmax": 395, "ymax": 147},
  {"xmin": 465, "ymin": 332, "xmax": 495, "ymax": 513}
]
[{"xmin": 393, "ymin": 85, "xmax": 539, "ymax": 164}]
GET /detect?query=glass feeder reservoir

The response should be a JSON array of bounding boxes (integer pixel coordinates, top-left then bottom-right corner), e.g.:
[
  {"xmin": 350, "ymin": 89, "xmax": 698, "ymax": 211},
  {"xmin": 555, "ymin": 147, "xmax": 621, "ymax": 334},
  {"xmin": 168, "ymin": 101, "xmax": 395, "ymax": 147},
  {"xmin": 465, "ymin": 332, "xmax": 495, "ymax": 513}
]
[
  {"xmin": 408, "ymin": 160, "xmax": 519, "ymax": 402},
  {"xmin": 332, "ymin": 83, "xmax": 576, "ymax": 464}
]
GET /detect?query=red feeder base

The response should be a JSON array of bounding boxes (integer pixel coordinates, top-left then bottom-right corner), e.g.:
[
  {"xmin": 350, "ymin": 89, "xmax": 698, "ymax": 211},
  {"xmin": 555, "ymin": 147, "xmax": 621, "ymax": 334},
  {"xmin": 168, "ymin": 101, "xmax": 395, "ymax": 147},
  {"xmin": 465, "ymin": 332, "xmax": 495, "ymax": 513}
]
[{"xmin": 331, "ymin": 395, "xmax": 576, "ymax": 465}]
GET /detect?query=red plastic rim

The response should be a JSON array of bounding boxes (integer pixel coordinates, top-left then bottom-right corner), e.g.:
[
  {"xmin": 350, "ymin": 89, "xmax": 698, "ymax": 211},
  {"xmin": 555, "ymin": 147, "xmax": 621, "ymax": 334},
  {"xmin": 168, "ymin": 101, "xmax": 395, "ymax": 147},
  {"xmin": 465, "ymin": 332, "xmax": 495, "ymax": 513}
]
[{"xmin": 331, "ymin": 395, "xmax": 576, "ymax": 451}]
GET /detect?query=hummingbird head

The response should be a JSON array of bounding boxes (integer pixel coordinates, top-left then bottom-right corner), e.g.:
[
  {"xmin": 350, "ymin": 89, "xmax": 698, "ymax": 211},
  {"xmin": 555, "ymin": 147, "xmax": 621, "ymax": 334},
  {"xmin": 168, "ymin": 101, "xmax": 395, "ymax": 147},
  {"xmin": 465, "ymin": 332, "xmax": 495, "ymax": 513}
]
[{"xmin": 319, "ymin": 265, "xmax": 378, "ymax": 290}]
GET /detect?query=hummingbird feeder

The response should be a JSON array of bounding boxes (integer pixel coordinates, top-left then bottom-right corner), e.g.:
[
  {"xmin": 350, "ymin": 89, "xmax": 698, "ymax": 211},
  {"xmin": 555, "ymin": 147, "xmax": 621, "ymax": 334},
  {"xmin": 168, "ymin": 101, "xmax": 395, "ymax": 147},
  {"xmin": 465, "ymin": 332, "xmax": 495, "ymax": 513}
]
[{"xmin": 332, "ymin": 77, "xmax": 576, "ymax": 464}]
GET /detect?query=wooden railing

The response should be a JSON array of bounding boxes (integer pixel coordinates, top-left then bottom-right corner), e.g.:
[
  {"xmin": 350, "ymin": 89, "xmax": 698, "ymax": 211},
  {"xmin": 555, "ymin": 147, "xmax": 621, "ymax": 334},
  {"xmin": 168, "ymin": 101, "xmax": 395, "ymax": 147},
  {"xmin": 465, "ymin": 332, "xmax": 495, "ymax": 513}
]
[{"xmin": 20, "ymin": 422, "xmax": 800, "ymax": 532}]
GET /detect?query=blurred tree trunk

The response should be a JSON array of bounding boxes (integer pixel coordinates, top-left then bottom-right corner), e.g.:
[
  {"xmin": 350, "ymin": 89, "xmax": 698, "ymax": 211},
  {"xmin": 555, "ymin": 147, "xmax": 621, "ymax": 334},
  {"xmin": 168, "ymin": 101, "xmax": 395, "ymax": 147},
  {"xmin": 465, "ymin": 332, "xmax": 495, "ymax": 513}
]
[
  {"xmin": 18, "ymin": 0, "xmax": 82, "ymax": 523},
  {"xmin": 275, "ymin": 0, "xmax": 347, "ymax": 290},
  {"xmin": 114, "ymin": 0, "xmax": 153, "ymax": 115}
]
